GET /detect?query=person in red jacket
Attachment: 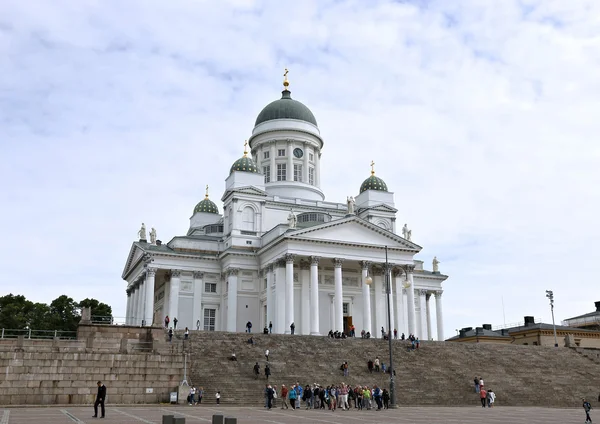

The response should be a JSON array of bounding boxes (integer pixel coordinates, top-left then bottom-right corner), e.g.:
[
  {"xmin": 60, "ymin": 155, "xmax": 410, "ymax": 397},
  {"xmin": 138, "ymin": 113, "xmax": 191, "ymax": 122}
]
[
  {"xmin": 280, "ymin": 385, "xmax": 289, "ymax": 409},
  {"xmin": 479, "ymin": 388, "xmax": 487, "ymax": 408}
]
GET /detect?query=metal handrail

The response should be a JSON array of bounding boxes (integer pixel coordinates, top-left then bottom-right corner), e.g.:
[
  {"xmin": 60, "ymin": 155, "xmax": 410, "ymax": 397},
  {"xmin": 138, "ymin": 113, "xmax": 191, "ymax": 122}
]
[{"xmin": 0, "ymin": 328, "xmax": 77, "ymax": 339}]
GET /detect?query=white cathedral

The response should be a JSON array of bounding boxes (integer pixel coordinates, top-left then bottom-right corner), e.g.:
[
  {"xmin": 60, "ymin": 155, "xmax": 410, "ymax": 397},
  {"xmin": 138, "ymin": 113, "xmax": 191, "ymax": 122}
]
[{"xmin": 122, "ymin": 73, "xmax": 448, "ymax": 340}]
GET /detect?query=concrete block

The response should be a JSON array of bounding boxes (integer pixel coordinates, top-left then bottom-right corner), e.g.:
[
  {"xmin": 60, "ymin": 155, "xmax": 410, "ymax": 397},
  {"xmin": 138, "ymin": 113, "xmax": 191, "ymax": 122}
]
[
  {"xmin": 212, "ymin": 415, "xmax": 224, "ymax": 424},
  {"xmin": 162, "ymin": 415, "xmax": 174, "ymax": 424},
  {"xmin": 224, "ymin": 418, "xmax": 237, "ymax": 424},
  {"xmin": 173, "ymin": 418, "xmax": 185, "ymax": 424},
  {"xmin": 77, "ymin": 387, "xmax": 91, "ymax": 395}
]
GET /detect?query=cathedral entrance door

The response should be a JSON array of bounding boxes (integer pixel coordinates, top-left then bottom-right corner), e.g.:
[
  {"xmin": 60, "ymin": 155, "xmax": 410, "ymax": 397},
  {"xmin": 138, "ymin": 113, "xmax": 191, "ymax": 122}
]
[{"xmin": 343, "ymin": 316, "xmax": 353, "ymax": 335}]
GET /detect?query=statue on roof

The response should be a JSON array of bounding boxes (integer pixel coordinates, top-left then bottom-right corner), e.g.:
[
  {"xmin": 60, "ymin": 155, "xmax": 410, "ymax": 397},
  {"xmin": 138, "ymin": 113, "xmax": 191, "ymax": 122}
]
[
  {"xmin": 432, "ymin": 256, "xmax": 440, "ymax": 273},
  {"xmin": 288, "ymin": 209, "xmax": 297, "ymax": 229},
  {"xmin": 347, "ymin": 196, "xmax": 355, "ymax": 214},
  {"xmin": 402, "ymin": 223, "xmax": 412, "ymax": 241},
  {"xmin": 150, "ymin": 227, "xmax": 157, "ymax": 245},
  {"xmin": 138, "ymin": 223, "xmax": 147, "ymax": 241}
]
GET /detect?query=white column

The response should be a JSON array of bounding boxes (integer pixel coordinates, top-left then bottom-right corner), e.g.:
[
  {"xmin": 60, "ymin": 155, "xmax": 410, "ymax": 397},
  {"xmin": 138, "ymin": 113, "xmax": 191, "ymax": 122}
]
[
  {"xmin": 374, "ymin": 270, "xmax": 384, "ymax": 338},
  {"xmin": 406, "ymin": 268, "xmax": 416, "ymax": 335},
  {"xmin": 269, "ymin": 142, "xmax": 276, "ymax": 182},
  {"xmin": 435, "ymin": 290, "xmax": 444, "ymax": 341},
  {"xmin": 125, "ymin": 289, "xmax": 132, "ymax": 325},
  {"xmin": 426, "ymin": 293, "xmax": 432, "ymax": 340},
  {"xmin": 287, "ymin": 141, "xmax": 294, "ymax": 181},
  {"xmin": 301, "ymin": 142, "xmax": 308, "ymax": 183},
  {"xmin": 419, "ymin": 289, "xmax": 428, "ymax": 339},
  {"xmin": 333, "ymin": 258, "xmax": 344, "ymax": 332},
  {"xmin": 402, "ymin": 289, "xmax": 409, "ymax": 334},
  {"xmin": 163, "ymin": 280, "xmax": 171, "ymax": 323},
  {"xmin": 144, "ymin": 267, "xmax": 157, "ymax": 326},
  {"xmin": 385, "ymin": 265, "xmax": 394, "ymax": 336},
  {"xmin": 309, "ymin": 256, "xmax": 320, "ymax": 335},
  {"xmin": 329, "ymin": 296, "xmax": 335, "ymax": 331},
  {"xmin": 193, "ymin": 272, "xmax": 204, "ymax": 330},
  {"xmin": 137, "ymin": 280, "xmax": 146, "ymax": 326},
  {"xmin": 315, "ymin": 151, "xmax": 321, "ymax": 187},
  {"xmin": 284, "ymin": 254, "xmax": 295, "ymax": 334},
  {"xmin": 394, "ymin": 271, "xmax": 405, "ymax": 337},
  {"xmin": 169, "ymin": 270, "xmax": 181, "ymax": 324},
  {"xmin": 226, "ymin": 268, "xmax": 239, "ymax": 332},
  {"xmin": 360, "ymin": 261, "xmax": 372, "ymax": 336},
  {"xmin": 275, "ymin": 260, "xmax": 286, "ymax": 334},
  {"xmin": 266, "ymin": 265, "xmax": 274, "ymax": 330},
  {"xmin": 130, "ymin": 287, "xmax": 137, "ymax": 325},
  {"xmin": 300, "ymin": 261, "xmax": 310, "ymax": 335}
]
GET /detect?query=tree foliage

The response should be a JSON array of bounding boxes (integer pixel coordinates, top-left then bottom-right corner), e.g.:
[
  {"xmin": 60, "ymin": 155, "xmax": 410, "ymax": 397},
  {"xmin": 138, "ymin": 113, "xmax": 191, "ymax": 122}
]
[{"xmin": 0, "ymin": 293, "xmax": 114, "ymax": 334}]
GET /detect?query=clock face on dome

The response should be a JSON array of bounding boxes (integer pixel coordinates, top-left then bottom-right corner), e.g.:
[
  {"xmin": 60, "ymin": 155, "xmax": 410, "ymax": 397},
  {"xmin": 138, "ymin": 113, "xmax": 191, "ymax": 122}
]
[{"xmin": 293, "ymin": 148, "xmax": 304, "ymax": 158}]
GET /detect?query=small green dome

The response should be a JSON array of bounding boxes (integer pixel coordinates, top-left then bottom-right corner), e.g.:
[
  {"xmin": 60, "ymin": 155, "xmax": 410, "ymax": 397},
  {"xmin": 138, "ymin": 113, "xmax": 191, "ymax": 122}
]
[
  {"xmin": 194, "ymin": 197, "xmax": 219, "ymax": 214},
  {"xmin": 255, "ymin": 90, "xmax": 317, "ymax": 127},
  {"xmin": 230, "ymin": 155, "xmax": 259, "ymax": 174},
  {"xmin": 360, "ymin": 175, "xmax": 388, "ymax": 193}
]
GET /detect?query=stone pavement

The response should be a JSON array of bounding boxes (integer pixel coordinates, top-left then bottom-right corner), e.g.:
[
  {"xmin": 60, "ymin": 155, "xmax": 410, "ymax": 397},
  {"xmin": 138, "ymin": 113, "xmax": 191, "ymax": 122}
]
[{"xmin": 0, "ymin": 405, "xmax": 590, "ymax": 423}]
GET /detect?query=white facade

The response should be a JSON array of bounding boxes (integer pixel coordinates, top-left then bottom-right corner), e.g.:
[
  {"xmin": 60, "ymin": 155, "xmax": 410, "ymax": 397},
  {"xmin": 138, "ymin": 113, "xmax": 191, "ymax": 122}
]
[{"xmin": 121, "ymin": 83, "xmax": 448, "ymax": 340}]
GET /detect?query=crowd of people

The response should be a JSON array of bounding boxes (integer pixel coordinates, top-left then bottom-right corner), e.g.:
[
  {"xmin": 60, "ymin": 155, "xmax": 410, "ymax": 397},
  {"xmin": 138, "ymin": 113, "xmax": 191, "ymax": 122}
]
[
  {"xmin": 473, "ymin": 376, "xmax": 496, "ymax": 407},
  {"xmin": 263, "ymin": 382, "xmax": 393, "ymax": 411}
]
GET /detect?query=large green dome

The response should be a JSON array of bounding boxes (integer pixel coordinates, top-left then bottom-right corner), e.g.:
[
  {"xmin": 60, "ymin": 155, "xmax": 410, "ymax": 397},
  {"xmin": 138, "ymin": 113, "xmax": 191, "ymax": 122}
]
[
  {"xmin": 194, "ymin": 197, "xmax": 219, "ymax": 214},
  {"xmin": 230, "ymin": 155, "xmax": 259, "ymax": 174},
  {"xmin": 255, "ymin": 90, "xmax": 317, "ymax": 127},
  {"xmin": 360, "ymin": 175, "xmax": 388, "ymax": 193}
]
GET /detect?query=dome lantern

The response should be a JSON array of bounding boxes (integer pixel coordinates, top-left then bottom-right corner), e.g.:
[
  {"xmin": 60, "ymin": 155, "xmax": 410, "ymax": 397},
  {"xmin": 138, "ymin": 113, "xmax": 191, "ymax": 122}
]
[
  {"xmin": 229, "ymin": 140, "xmax": 260, "ymax": 175},
  {"xmin": 193, "ymin": 185, "xmax": 219, "ymax": 214},
  {"xmin": 359, "ymin": 160, "xmax": 388, "ymax": 193}
]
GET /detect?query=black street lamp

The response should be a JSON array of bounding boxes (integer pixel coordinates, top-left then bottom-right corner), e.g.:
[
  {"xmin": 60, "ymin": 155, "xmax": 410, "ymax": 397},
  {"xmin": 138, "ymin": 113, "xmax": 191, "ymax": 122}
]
[{"xmin": 384, "ymin": 246, "xmax": 396, "ymax": 408}]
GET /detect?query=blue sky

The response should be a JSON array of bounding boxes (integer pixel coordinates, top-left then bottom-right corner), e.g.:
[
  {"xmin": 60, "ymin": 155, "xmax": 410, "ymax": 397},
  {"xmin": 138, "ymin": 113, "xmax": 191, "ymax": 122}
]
[{"xmin": 1, "ymin": 0, "xmax": 599, "ymax": 336}]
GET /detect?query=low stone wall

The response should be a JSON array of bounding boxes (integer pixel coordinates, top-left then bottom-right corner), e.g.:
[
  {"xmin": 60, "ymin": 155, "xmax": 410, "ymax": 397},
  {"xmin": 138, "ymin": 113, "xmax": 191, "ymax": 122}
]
[{"xmin": 0, "ymin": 325, "xmax": 184, "ymax": 405}]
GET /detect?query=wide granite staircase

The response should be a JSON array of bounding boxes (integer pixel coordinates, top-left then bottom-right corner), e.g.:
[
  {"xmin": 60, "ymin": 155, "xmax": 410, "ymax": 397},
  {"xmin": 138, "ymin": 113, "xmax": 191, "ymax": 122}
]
[{"xmin": 170, "ymin": 330, "xmax": 600, "ymax": 408}]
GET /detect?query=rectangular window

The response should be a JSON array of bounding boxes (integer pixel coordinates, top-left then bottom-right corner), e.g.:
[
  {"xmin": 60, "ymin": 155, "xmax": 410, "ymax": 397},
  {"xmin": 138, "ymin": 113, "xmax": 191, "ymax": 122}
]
[
  {"xmin": 309, "ymin": 153, "xmax": 314, "ymax": 162},
  {"xmin": 308, "ymin": 167, "xmax": 314, "ymax": 185},
  {"xmin": 277, "ymin": 163, "xmax": 286, "ymax": 181},
  {"xmin": 343, "ymin": 303, "xmax": 349, "ymax": 315},
  {"xmin": 278, "ymin": 149, "xmax": 286, "ymax": 157},
  {"xmin": 263, "ymin": 166, "xmax": 270, "ymax": 183},
  {"xmin": 203, "ymin": 308, "xmax": 216, "ymax": 331},
  {"xmin": 294, "ymin": 164, "xmax": 302, "ymax": 182},
  {"xmin": 263, "ymin": 151, "xmax": 270, "ymax": 160},
  {"xmin": 205, "ymin": 282, "xmax": 217, "ymax": 293}
]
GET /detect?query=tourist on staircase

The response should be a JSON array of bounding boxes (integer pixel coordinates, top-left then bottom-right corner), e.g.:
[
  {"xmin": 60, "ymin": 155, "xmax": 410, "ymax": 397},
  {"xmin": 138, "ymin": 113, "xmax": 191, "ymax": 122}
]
[
  {"xmin": 246, "ymin": 321, "xmax": 252, "ymax": 333},
  {"xmin": 474, "ymin": 376, "xmax": 480, "ymax": 393},
  {"xmin": 265, "ymin": 385, "xmax": 274, "ymax": 409},
  {"xmin": 280, "ymin": 385, "xmax": 289, "ymax": 409},
  {"xmin": 289, "ymin": 384, "xmax": 297, "ymax": 409},
  {"xmin": 253, "ymin": 362, "xmax": 260, "ymax": 379},
  {"xmin": 264, "ymin": 363, "xmax": 271, "ymax": 380},
  {"xmin": 479, "ymin": 387, "xmax": 487, "ymax": 408},
  {"xmin": 374, "ymin": 357, "xmax": 380, "ymax": 372}
]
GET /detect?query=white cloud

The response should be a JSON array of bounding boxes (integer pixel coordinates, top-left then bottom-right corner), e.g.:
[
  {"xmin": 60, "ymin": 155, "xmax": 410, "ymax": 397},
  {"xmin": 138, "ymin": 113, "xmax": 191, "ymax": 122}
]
[{"xmin": 0, "ymin": 0, "xmax": 598, "ymax": 335}]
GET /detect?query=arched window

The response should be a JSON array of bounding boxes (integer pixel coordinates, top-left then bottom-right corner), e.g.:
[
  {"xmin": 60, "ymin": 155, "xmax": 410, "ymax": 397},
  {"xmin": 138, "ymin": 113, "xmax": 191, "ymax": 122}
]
[
  {"xmin": 376, "ymin": 220, "xmax": 389, "ymax": 230},
  {"xmin": 242, "ymin": 206, "xmax": 255, "ymax": 231}
]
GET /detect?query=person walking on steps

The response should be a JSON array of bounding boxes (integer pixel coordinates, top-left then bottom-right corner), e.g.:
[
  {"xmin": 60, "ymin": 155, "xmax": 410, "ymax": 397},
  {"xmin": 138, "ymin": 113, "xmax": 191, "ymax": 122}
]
[
  {"xmin": 253, "ymin": 362, "xmax": 260, "ymax": 379},
  {"xmin": 583, "ymin": 397, "xmax": 593, "ymax": 423},
  {"xmin": 265, "ymin": 349, "xmax": 270, "ymax": 361},
  {"xmin": 479, "ymin": 387, "xmax": 487, "ymax": 408},
  {"xmin": 173, "ymin": 317, "xmax": 178, "ymax": 330},
  {"xmin": 93, "ymin": 381, "xmax": 106, "ymax": 418},
  {"xmin": 290, "ymin": 322, "xmax": 295, "ymax": 334},
  {"xmin": 265, "ymin": 363, "xmax": 271, "ymax": 380},
  {"xmin": 269, "ymin": 321, "xmax": 273, "ymax": 333}
]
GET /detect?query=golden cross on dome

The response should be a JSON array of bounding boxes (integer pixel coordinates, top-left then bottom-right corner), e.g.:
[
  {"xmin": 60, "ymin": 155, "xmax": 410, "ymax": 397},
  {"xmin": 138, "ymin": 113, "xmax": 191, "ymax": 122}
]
[
  {"xmin": 283, "ymin": 68, "xmax": 290, "ymax": 90},
  {"xmin": 370, "ymin": 160, "xmax": 375, "ymax": 175},
  {"xmin": 243, "ymin": 140, "xmax": 248, "ymax": 157},
  {"xmin": 205, "ymin": 184, "xmax": 209, "ymax": 199}
]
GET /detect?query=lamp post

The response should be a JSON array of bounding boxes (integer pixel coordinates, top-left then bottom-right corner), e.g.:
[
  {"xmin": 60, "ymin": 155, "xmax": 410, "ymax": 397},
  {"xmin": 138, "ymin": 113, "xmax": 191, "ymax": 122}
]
[
  {"xmin": 364, "ymin": 251, "xmax": 396, "ymax": 407},
  {"xmin": 384, "ymin": 246, "xmax": 396, "ymax": 408},
  {"xmin": 545, "ymin": 290, "xmax": 558, "ymax": 347}
]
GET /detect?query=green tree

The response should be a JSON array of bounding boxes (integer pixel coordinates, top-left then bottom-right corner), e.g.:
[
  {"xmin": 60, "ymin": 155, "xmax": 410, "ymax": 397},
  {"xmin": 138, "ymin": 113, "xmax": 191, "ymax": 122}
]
[
  {"xmin": 0, "ymin": 294, "xmax": 34, "ymax": 333},
  {"xmin": 48, "ymin": 295, "xmax": 81, "ymax": 332},
  {"xmin": 79, "ymin": 298, "xmax": 113, "ymax": 323}
]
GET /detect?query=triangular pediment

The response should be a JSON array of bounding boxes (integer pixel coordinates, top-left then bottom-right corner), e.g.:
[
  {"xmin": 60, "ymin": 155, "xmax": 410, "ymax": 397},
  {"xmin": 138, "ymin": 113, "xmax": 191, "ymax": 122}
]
[
  {"xmin": 361, "ymin": 203, "xmax": 398, "ymax": 213},
  {"xmin": 288, "ymin": 216, "xmax": 420, "ymax": 251},
  {"xmin": 222, "ymin": 186, "xmax": 267, "ymax": 200},
  {"xmin": 121, "ymin": 243, "xmax": 146, "ymax": 279}
]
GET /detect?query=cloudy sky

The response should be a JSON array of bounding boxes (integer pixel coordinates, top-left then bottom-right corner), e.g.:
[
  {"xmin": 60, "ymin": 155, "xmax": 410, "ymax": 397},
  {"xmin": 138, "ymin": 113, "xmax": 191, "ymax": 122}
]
[{"xmin": 1, "ymin": 0, "xmax": 598, "ymax": 336}]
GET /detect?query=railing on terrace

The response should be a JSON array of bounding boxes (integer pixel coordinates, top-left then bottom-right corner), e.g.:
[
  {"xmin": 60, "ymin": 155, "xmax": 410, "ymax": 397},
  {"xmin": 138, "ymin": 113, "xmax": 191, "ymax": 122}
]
[
  {"xmin": 0, "ymin": 328, "xmax": 77, "ymax": 340},
  {"xmin": 492, "ymin": 318, "xmax": 543, "ymax": 331},
  {"xmin": 561, "ymin": 316, "xmax": 600, "ymax": 327}
]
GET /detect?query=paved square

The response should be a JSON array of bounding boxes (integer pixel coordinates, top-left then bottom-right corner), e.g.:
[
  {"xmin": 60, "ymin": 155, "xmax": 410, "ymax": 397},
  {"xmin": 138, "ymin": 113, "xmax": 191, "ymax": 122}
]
[{"xmin": 0, "ymin": 405, "xmax": 589, "ymax": 423}]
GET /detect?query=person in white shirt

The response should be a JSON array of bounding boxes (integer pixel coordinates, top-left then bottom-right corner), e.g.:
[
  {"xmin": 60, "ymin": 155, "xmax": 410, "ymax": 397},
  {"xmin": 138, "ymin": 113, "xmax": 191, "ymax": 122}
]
[{"xmin": 265, "ymin": 349, "xmax": 269, "ymax": 361}]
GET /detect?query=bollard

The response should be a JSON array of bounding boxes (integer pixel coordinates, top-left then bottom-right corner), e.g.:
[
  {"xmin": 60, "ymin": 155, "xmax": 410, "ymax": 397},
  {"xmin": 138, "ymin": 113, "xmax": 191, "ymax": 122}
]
[
  {"xmin": 162, "ymin": 415, "xmax": 174, "ymax": 424},
  {"xmin": 224, "ymin": 418, "xmax": 237, "ymax": 424},
  {"xmin": 173, "ymin": 418, "xmax": 185, "ymax": 424},
  {"xmin": 212, "ymin": 414, "xmax": 224, "ymax": 424}
]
